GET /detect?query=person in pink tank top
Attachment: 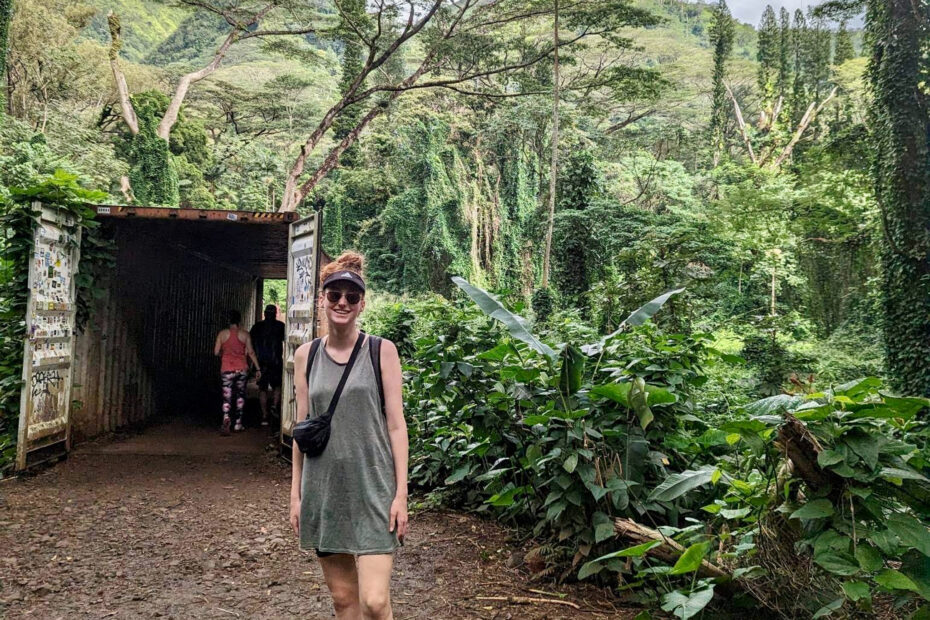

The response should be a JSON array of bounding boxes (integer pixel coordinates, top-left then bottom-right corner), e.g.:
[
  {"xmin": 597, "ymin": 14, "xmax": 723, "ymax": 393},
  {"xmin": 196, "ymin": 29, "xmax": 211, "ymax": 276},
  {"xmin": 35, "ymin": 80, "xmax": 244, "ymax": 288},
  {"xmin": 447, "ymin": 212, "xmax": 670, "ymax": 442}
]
[{"xmin": 213, "ymin": 310, "xmax": 261, "ymax": 434}]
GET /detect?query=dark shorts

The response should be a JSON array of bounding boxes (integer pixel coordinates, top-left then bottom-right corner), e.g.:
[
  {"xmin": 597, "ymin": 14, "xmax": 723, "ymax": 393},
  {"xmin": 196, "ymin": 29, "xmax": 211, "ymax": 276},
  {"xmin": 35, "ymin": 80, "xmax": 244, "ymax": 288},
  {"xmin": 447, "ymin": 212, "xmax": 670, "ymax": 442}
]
[
  {"xmin": 316, "ymin": 549, "xmax": 335, "ymax": 558},
  {"xmin": 257, "ymin": 361, "xmax": 282, "ymax": 390}
]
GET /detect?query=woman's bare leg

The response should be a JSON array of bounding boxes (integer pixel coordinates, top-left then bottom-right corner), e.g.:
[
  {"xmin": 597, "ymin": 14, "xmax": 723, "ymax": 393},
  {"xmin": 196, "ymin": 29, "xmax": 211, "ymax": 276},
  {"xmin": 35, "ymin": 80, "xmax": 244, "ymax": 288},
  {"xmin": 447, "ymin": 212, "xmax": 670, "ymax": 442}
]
[
  {"xmin": 319, "ymin": 554, "xmax": 361, "ymax": 620},
  {"xmin": 356, "ymin": 554, "xmax": 393, "ymax": 620}
]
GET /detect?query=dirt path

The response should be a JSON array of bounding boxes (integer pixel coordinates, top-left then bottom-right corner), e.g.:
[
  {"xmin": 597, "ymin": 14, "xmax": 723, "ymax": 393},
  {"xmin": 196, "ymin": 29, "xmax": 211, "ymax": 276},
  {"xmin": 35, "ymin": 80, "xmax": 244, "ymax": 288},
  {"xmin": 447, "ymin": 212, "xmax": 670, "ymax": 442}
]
[{"xmin": 0, "ymin": 422, "xmax": 630, "ymax": 619}]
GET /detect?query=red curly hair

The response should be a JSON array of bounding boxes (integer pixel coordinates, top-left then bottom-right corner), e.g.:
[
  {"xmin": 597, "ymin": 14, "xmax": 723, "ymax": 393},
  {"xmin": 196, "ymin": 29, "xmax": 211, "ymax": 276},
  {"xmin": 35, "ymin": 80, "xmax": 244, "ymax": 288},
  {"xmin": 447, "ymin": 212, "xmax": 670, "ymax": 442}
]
[{"xmin": 320, "ymin": 251, "xmax": 365, "ymax": 288}]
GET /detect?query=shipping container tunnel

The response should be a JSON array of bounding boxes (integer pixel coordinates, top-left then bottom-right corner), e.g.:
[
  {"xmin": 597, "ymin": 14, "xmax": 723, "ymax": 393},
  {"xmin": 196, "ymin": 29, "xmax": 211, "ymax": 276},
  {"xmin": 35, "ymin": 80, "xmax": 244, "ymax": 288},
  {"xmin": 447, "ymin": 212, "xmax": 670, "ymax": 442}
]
[{"xmin": 69, "ymin": 207, "xmax": 297, "ymax": 442}]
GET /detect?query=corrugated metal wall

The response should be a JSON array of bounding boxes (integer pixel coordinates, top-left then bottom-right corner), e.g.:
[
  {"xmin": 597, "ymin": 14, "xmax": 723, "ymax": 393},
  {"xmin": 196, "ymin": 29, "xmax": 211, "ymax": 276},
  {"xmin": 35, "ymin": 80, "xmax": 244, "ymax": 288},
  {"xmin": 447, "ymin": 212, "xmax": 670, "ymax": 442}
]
[{"xmin": 71, "ymin": 224, "xmax": 257, "ymax": 441}]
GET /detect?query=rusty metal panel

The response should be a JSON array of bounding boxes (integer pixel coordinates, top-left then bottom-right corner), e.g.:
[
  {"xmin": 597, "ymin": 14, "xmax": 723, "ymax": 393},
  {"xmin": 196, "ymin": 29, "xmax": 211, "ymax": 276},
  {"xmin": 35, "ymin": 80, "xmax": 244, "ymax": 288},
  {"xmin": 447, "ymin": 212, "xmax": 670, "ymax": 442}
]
[
  {"xmin": 94, "ymin": 205, "xmax": 297, "ymax": 224},
  {"xmin": 16, "ymin": 204, "xmax": 81, "ymax": 470}
]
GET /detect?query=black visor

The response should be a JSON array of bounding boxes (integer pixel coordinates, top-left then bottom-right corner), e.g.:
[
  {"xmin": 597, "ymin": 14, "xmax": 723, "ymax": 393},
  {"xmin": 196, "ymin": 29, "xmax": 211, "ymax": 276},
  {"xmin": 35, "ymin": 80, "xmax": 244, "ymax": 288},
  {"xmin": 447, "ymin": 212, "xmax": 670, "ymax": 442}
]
[{"xmin": 322, "ymin": 270, "xmax": 366, "ymax": 292}]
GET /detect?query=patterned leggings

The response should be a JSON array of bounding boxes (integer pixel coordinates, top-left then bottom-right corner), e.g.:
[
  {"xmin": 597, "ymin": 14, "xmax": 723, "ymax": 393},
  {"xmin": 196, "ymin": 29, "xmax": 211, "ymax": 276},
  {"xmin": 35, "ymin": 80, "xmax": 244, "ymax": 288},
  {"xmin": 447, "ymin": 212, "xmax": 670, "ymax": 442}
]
[{"xmin": 221, "ymin": 371, "xmax": 248, "ymax": 422}]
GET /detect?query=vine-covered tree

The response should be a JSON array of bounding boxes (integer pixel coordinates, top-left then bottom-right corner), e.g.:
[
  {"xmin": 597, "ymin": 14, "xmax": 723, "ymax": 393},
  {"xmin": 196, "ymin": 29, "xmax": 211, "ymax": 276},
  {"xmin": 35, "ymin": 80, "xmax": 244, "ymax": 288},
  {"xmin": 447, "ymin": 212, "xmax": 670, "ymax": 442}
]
[
  {"xmin": 0, "ymin": 0, "xmax": 11, "ymax": 114},
  {"xmin": 757, "ymin": 5, "xmax": 779, "ymax": 106},
  {"xmin": 777, "ymin": 7, "xmax": 792, "ymax": 101},
  {"xmin": 790, "ymin": 9, "xmax": 808, "ymax": 124},
  {"xmin": 867, "ymin": 0, "xmax": 930, "ymax": 394},
  {"xmin": 708, "ymin": 0, "xmax": 734, "ymax": 166},
  {"xmin": 331, "ymin": 0, "xmax": 367, "ymax": 172}
]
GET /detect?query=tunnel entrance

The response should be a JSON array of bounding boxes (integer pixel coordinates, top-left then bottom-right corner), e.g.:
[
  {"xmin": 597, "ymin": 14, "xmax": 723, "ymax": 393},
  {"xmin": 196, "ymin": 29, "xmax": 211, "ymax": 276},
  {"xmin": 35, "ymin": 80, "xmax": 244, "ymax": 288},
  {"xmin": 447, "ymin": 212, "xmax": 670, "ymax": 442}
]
[{"xmin": 16, "ymin": 204, "xmax": 322, "ymax": 469}]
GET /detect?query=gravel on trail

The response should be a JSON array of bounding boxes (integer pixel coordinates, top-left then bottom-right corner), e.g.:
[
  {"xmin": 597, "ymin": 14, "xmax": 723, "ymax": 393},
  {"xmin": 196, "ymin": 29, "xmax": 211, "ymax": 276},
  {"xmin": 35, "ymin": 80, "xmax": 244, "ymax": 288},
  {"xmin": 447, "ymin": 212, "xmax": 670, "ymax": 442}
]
[{"xmin": 0, "ymin": 421, "xmax": 632, "ymax": 619}]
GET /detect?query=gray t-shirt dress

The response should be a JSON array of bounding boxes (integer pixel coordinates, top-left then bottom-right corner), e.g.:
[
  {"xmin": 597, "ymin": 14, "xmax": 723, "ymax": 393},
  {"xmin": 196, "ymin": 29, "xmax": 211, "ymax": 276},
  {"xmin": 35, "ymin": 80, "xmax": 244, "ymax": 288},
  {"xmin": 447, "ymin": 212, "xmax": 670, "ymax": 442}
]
[{"xmin": 299, "ymin": 337, "xmax": 400, "ymax": 555}]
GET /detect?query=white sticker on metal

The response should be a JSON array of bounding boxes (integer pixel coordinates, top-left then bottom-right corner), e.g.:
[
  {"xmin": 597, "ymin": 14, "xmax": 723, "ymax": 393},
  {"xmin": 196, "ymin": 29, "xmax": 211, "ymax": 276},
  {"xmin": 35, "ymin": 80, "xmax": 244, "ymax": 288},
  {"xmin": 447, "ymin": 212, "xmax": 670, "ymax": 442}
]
[{"xmin": 97, "ymin": 207, "xmax": 111, "ymax": 215}]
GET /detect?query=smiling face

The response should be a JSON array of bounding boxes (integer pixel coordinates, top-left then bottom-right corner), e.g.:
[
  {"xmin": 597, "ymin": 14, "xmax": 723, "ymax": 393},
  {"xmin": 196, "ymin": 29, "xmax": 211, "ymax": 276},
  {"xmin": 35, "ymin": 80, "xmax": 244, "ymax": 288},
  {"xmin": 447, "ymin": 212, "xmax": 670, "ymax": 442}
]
[{"xmin": 320, "ymin": 282, "xmax": 365, "ymax": 328}]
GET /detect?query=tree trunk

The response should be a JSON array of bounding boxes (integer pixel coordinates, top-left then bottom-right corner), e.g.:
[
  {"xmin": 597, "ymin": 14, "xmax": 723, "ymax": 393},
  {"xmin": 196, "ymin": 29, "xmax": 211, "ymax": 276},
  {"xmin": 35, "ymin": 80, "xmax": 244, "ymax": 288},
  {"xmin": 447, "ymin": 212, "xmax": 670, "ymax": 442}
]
[
  {"xmin": 542, "ymin": 0, "xmax": 559, "ymax": 289},
  {"xmin": 107, "ymin": 12, "xmax": 139, "ymax": 135},
  {"xmin": 871, "ymin": 0, "xmax": 930, "ymax": 396},
  {"xmin": 156, "ymin": 30, "xmax": 240, "ymax": 140},
  {"xmin": 0, "ymin": 0, "xmax": 13, "ymax": 115}
]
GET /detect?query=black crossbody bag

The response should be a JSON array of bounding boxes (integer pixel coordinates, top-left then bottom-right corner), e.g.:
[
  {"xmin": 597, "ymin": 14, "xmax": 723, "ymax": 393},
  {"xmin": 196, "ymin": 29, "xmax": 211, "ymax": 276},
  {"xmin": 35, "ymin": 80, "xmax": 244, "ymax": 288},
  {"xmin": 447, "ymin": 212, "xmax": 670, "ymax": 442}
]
[{"xmin": 292, "ymin": 332, "xmax": 365, "ymax": 457}]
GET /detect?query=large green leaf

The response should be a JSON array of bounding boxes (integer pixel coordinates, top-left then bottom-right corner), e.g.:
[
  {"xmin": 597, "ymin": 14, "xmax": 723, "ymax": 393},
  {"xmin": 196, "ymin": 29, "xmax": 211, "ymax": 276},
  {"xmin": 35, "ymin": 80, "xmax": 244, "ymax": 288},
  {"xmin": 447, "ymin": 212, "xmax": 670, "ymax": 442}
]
[
  {"xmin": 812, "ymin": 597, "xmax": 845, "ymax": 618},
  {"xmin": 577, "ymin": 560, "xmax": 604, "ymax": 580},
  {"xmin": 875, "ymin": 569, "xmax": 920, "ymax": 592},
  {"xmin": 855, "ymin": 545, "xmax": 884, "ymax": 572},
  {"xmin": 648, "ymin": 466, "xmax": 717, "ymax": 502},
  {"xmin": 592, "ymin": 540, "xmax": 663, "ymax": 563},
  {"xmin": 880, "ymin": 394, "xmax": 930, "ymax": 419},
  {"xmin": 660, "ymin": 586, "xmax": 715, "ymax": 620},
  {"xmin": 591, "ymin": 382, "xmax": 631, "ymax": 405},
  {"xmin": 888, "ymin": 513, "xmax": 930, "ymax": 556},
  {"xmin": 881, "ymin": 467, "xmax": 930, "ymax": 483},
  {"xmin": 451, "ymin": 277, "xmax": 556, "ymax": 359},
  {"xmin": 742, "ymin": 394, "xmax": 805, "ymax": 417},
  {"xmin": 841, "ymin": 580, "xmax": 871, "ymax": 602},
  {"xmin": 444, "ymin": 465, "xmax": 471, "ymax": 485},
  {"xmin": 814, "ymin": 552, "xmax": 860, "ymax": 576},
  {"xmin": 790, "ymin": 499, "xmax": 835, "ymax": 520},
  {"xmin": 581, "ymin": 287, "xmax": 685, "ymax": 355},
  {"xmin": 834, "ymin": 377, "xmax": 882, "ymax": 398},
  {"xmin": 669, "ymin": 542, "xmax": 710, "ymax": 575}
]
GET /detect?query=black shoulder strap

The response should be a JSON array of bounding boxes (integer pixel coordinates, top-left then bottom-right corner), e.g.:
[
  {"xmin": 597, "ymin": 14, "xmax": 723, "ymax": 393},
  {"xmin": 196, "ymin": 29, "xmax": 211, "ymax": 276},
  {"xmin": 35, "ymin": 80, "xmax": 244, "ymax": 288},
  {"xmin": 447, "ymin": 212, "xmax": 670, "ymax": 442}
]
[
  {"xmin": 305, "ymin": 338, "xmax": 322, "ymax": 385},
  {"xmin": 324, "ymin": 332, "xmax": 366, "ymax": 416},
  {"xmin": 368, "ymin": 335, "xmax": 385, "ymax": 417}
]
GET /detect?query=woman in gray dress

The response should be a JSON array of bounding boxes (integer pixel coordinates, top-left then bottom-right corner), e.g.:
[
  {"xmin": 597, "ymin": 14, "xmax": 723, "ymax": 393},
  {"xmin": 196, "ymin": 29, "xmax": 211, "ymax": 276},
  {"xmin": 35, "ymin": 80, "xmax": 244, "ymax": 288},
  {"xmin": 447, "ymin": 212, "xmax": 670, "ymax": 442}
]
[{"xmin": 289, "ymin": 251, "xmax": 408, "ymax": 620}]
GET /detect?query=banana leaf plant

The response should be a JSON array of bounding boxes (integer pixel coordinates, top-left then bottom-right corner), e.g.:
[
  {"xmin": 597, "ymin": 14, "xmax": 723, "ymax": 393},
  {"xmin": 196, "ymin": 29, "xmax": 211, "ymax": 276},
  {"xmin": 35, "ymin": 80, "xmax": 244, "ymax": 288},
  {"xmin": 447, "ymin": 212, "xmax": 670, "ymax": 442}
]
[{"xmin": 451, "ymin": 277, "xmax": 684, "ymax": 399}]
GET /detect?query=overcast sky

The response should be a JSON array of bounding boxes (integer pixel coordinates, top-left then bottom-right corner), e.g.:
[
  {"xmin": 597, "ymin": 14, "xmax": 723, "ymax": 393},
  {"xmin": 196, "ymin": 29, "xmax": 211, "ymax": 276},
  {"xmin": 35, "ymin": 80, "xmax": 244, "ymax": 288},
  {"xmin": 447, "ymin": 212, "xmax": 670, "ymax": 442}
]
[
  {"xmin": 729, "ymin": 1, "xmax": 811, "ymax": 25},
  {"xmin": 727, "ymin": 1, "xmax": 863, "ymax": 27}
]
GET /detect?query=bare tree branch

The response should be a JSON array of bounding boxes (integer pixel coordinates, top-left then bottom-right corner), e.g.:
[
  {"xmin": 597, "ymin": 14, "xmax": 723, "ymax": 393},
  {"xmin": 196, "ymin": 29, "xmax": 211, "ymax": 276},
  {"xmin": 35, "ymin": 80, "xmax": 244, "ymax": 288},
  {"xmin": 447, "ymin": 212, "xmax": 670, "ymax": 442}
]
[
  {"xmin": 772, "ymin": 86, "xmax": 837, "ymax": 167},
  {"xmin": 606, "ymin": 108, "xmax": 655, "ymax": 133},
  {"xmin": 280, "ymin": 0, "xmax": 447, "ymax": 212},
  {"xmin": 726, "ymin": 82, "xmax": 757, "ymax": 165},
  {"xmin": 106, "ymin": 12, "xmax": 138, "ymax": 135}
]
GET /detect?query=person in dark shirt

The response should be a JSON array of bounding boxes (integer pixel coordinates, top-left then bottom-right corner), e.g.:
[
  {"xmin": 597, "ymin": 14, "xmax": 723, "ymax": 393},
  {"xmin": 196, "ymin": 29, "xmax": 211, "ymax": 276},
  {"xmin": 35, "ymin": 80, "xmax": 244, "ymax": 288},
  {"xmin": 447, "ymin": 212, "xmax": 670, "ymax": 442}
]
[{"xmin": 250, "ymin": 304, "xmax": 286, "ymax": 426}]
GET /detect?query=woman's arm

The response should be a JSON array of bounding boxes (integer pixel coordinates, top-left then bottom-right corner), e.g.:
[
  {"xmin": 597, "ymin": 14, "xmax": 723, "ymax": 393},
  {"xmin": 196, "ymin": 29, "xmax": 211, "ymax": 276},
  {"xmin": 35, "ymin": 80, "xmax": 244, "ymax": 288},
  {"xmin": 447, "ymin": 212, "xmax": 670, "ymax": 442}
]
[
  {"xmin": 382, "ymin": 339, "xmax": 409, "ymax": 541},
  {"xmin": 290, "ymin": 342, "xmax": 311, "ymax": 536},
  {"xmin": 213, "ymin": 330, "xmax": 225, "ymax": 357}
]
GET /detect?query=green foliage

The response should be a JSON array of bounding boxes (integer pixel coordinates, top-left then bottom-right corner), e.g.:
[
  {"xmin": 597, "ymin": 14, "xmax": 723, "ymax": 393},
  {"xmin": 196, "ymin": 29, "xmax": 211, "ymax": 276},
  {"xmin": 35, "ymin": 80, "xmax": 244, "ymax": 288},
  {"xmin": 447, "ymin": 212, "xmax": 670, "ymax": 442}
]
[
  {"xmin": 83, "ymin": 0, "xmax": 188, "ymax": 62},
  {"xmin": 833, "ymin": 21, "xmax": 855, "ymax": 66},
  {"xmin": 126, "ymin": 92, "xmax": 178, "ymax": 206},
  {"xmin": 357, "ymin": 119, "xmax": 472, "ymax": 294},
  {"xmin": 531, "ymin": 287, "xmax": 556, "ymax": 324}
]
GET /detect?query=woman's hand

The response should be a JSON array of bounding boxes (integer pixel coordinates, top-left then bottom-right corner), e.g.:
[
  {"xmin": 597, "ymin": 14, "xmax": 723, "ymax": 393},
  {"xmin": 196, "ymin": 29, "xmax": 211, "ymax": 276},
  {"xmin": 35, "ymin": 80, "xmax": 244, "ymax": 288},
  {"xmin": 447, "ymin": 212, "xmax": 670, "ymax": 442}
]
[
  {"xmin": 289, "ymin": 496, "xmax": 301, "ymax": 536},
  {"xmin": 389, "ymin": 495, "xmax": 408, "ymax": 542}
]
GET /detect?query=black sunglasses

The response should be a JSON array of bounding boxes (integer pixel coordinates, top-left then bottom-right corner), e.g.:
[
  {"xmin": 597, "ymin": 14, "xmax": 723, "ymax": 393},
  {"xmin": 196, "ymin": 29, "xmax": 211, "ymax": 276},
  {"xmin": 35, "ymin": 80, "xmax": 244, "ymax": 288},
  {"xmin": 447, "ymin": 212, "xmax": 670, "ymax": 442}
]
[{"xmin": 325, "ymin": 290, "xmax": 362, "ymax": 305}]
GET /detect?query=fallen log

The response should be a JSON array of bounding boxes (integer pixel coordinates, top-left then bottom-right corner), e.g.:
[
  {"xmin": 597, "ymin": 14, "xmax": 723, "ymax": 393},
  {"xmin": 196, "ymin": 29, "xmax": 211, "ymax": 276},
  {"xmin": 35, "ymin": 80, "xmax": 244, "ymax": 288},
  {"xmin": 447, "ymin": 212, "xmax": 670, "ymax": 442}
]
[{"xmin": 613, "ymin": 518, "xmax": 728, "ymax": 579}]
